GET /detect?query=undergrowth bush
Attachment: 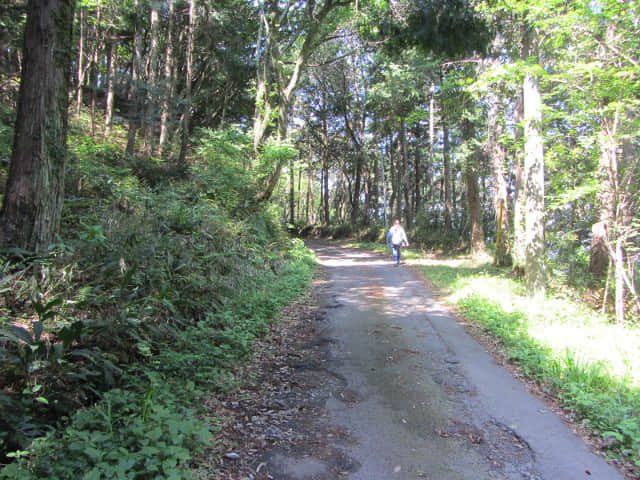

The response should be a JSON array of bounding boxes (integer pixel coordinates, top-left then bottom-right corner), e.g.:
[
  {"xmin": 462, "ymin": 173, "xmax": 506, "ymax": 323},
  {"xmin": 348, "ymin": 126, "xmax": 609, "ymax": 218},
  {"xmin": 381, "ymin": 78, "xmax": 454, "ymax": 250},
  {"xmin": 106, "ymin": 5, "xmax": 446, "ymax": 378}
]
[
  {"xmin": 0, "ymin": 382, "xmax": 212, "ymax": 480},
  {"xmin": 0, "ymin": 125, "xmax": 316, "ymax": 476},
  {"xmin": 411, "ymin": 214, "xmax": 468, "ymax": 250}
]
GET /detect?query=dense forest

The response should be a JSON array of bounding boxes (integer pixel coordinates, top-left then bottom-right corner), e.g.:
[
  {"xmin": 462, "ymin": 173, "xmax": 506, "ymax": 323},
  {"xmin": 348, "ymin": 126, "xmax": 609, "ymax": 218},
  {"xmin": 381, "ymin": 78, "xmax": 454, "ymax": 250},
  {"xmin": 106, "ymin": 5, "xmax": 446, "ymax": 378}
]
[{"xmin": 0, "ymin": 0, "xmax": 639, "ymax": 478}]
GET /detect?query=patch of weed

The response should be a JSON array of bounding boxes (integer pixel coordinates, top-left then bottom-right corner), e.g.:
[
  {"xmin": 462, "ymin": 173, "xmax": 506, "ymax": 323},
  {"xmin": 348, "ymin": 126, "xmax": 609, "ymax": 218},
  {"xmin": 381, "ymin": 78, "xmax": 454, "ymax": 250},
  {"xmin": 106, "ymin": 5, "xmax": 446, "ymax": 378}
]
[{"xmin": 452, "ymin": 291, "xmax": 640, "ymax": 467}]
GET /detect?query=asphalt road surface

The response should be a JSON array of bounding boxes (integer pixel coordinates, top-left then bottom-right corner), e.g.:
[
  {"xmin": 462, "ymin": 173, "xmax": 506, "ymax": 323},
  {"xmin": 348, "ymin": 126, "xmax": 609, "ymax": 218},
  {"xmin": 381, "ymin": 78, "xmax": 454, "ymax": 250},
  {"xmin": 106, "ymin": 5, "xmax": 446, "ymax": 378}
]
[{"xmin": 265, "ymin": 243, "xmax": 623, "ymax": 480}]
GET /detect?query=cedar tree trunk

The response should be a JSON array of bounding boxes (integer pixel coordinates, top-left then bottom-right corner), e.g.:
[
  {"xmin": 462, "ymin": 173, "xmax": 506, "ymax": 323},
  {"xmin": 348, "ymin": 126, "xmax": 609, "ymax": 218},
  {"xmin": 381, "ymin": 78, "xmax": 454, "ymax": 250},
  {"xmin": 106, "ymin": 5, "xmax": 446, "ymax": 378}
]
[{"xmin": 0, "ymin": 0, "xmax": 76, "ymax": 251}]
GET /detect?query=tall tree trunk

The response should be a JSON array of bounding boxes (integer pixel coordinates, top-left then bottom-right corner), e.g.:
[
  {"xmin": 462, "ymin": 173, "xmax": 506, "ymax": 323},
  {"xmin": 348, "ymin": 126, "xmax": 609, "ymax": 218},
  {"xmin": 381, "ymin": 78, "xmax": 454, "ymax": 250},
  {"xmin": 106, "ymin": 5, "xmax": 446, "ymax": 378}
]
[
  {"xmin": 523, "ymin": 72, "xmax": 546, "ymax": 297},
  {"xmin": 466, "ymin": 157, "xmax": 485, "ymax": 258},
  {"xmin": 589, "ymin": 115, "xmax": 618, "ymax": 281},
  {"xmin": 126, "ymin": 0, "xmax": 143, "ymax": 158},
  {"xmin": 252, "ymin": 3, "xmax": 270, "ymax": 153},
  {"xmin": 178, "ymin": 0, "xmax": 196, "ymax": 165},
  {"xmin": 442, "ymin": 121, "xmax": 453, "ymax": 233},
  {"xmin": 289, "ymin": 155, "xmax": 295, "ymax": 225},
  {"xmin": 353, "ymin": 63, "xmax": 367, "ymax": 224},
  {"xmin": 316, "ymin": 89, "xmax": 331, "ymax": 224},
  {"xmin": 614, "ymin": 237, "xmax": 625, "ymax": 323},
  {"xmin": 253, "ymin": 0, "xmax": 348, "ymax": 202},
  {"xmin": 89, "ymin": 56, "xmax": 97, "ymax": 136},
  {"xmin": 75, "ymin": 6, "xmax": 84, "ymax": 115},
  {"xmin": 597, "ymin": 104, "xmax": 635, "ymax": 322},
  {"xmin": 513, "ymin": 22, "xmax": 534, "ymax": 275},
  {"xmin": 159, "ymin": 0, "xmax": 175, "ymax": 153},
  {"xmin": 428, "ymin": 84, "xmax": 436, "ymax": 222},
  {"xmin": 344, "ymin": 110, "xmax": 364, "ymax": 224},
  {"xmin": 306, "ymin": 155, "xmax": 313, "ymax": 224},
  {"xmin": 104, "ymin": 38, "xmax": 116, "ymax": 137},
  {"xmin": 380, "ymin": 148, "xmax": 388, "ymax": 228},
  {"xmin": 462, "ymin": 117, "xmax": 485, "ymax": 257},
  {"xmin": 413, "ymin": 125, "xmax": 422, "ymax": 223},
  {"xmin": 0, "ymin": 0, "xmax": 76, "ymax": 251},
  {"xmin": 389, "ymin": 136, "xmax": 400, "ymax": 220},
  {"xmin": 400, "ymin": 118, "xmax": 412, "ymax": 227},
  {"xmin": 297, "ymin": 167, "xmax": 302, "ymax": 224},
  {"xmin": 89, "ymin": 0, "xmax": 101, "ymax": 137},
  {"xmin": 513, "ymin": 88, "xmax": 526, "ymax": 273},
  {"xmin": 145, "ymin": 4, "xmax": 160, "ymax": 156},
  {"xmin": 322, "ymin": 159, "xmax": 330, "ymax": 225},
  {"xmin": 488, "ymin": 91, "xmax": 510, "ymax": 265},
  {"xmin": 589, "ymin": 221, "xmax": 609, "ymax": 279}
]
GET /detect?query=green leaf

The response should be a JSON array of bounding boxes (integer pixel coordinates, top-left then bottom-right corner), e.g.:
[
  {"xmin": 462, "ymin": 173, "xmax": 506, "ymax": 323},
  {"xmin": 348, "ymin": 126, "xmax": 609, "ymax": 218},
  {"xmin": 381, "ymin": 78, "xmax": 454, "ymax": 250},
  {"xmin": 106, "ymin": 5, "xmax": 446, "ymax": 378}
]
[
  {"xmin": 7, "ymin": 325, "xmax": 33, "ymax": 345},
  {"xmin": 82, "ymin": 468, "xmax": 103, "ymax": 480},
  {"xmin": 32, "ymin": 321, "xmax": 43, "ymax": 342},
  {"xmin": 84, "ymin": 446, "xmax": 105, "ymax": 462},
  {"xmin": 59, "ymin": 321, "xmax": 84, "ymax": 350}
]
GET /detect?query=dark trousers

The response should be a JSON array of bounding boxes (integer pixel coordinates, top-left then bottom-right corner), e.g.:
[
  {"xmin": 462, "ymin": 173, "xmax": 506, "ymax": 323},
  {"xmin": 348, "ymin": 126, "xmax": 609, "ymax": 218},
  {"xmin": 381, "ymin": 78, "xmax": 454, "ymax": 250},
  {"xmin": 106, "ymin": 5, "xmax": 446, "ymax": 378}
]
[{"xmin": 391, "ymin": 244, "xmax": 401, "ymax": 263}]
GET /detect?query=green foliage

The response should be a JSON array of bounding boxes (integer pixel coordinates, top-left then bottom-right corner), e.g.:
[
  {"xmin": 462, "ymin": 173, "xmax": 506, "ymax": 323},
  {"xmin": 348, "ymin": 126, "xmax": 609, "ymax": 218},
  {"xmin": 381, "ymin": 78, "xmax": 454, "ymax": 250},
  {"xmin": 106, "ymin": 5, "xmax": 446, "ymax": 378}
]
[
  {"xmin": 0, "ymin": 120, "xmax": 316, "ymax": 475},
  {"xmin": 546, "ymin": 229, "xmax": 592, "ymax": 289},
  {"xmin": 0, "ymin": 385, "xmax": 212, "ymax": 480},
  {"xmin": 360, "ymin": 0, "xmax": 490, "ymax": 57},
  {"xmin": 411, "ymin": 223, "xmax": 468, "ymax": 251},
  {"xmin": 67, "ymin": 138, "xmax": 133, "ymax": 198},
  {"xmin": 153, "ymin": 240, "xmax": 313, "ymax": 391},
  {"xmin": 258, "ymin": 139, "xmax": 297, "ymax": 176},
  {"xmin": 193, "ymin": 128, "xmax": 255, "ymax": 214},
  {"xmin": 458, "ymin": 295, "xmax": 551, "ymax": 375}
]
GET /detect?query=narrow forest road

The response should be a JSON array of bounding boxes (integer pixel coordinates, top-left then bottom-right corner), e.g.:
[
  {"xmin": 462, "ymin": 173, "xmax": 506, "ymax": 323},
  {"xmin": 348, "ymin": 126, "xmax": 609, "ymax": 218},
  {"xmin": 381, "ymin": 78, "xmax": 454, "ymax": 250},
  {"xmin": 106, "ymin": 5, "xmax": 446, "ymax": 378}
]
[{"xmin": 214, "ymin": 243, "xmax": 624, "ymax": 480}]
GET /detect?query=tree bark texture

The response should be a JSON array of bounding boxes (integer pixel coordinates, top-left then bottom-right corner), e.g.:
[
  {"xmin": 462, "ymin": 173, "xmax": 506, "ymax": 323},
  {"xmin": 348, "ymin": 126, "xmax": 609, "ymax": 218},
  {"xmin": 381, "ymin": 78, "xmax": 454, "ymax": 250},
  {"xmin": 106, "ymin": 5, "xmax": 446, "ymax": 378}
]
[
  {"xmin": 252, "ymin": 0, "xmax": 351, "ymax": 202},
  {"xmin": 126, "ymin": 0, "xmax": 143, "ymax": 158},
  {"xmin": 589, "ymin": 116, "xmax": 618, "ymax": 281},
  {"xmin": 145, "ymin": 5, "xmax": 161, "ymax": 156},
  {"xmin": 344, "ymin": 109, "xmax": 364, "ymax": 224},
  {"xmin": 321, "ymin": 112, "xmax": 330, "ymax": 225},
  {"xmin": 461, "ymin": 116, "xmax": 485, "ymax": 257},
  {"xmin": 88, "ymin": 0, "xmax": 101, "ymax": 137},
  {"xmin": 512, "ymin": 22, "xmax": 534, "ymax": 274},
  {"xmin": 159, "ymin": 0, "xmax": 175, "ymax": 151},
  {"xmin": 75, "ymin": 6, "xmax": 84, "ymax": 115},
  {"xmin": 466, "ymin": 159, "xmax": 485, "ymax": 257},
  {"xmin": 513, "ymin": 87, "xmax": 526, "ymax": 273},
  {"xmin": 306, "ymin": 149, "xmax": 313, "ymax": 224},
  {"xmin": 104, "ymin": 39, "xmax": 116, "ymax": 136},
  {"xmin": 178, "ymin": 0, "xmax": 196, "ymax": 165},
  {"xmin": 523, "ymin": 72, "xmax": 546, "ymax": 297},
  {"xmin": 589, "ymin": 221, "xmax": 609, "ymax": 280},
  {"xmin": 400, "ymin": 118, "xmax": 412, "ymax": 227},
  {"xmin": 615, "ymin": 237, "xmax": 625, "ymax": 324},
  {"xmin": 487, "ymin": 91, "xmax": 509, "ymax": 265},
  {"xmin": 442, "ymin": 121, "xmax": 453, "ymax": 233},
  {"xmin": 289, "ymin": 155, "xmax": 295, "ymax": 225},
  {"xmin": 0, "ymin": 0, "xmax": 76, "ymax": 251}
]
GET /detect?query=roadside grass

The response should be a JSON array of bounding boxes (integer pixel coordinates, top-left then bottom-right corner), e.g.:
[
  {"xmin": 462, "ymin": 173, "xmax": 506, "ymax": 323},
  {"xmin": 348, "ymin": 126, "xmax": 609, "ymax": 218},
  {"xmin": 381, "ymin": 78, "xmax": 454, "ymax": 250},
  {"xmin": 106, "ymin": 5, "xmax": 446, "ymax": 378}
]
[{"xmin": 413, "ymin": 255, "xmax": 640, "ymax": 473}]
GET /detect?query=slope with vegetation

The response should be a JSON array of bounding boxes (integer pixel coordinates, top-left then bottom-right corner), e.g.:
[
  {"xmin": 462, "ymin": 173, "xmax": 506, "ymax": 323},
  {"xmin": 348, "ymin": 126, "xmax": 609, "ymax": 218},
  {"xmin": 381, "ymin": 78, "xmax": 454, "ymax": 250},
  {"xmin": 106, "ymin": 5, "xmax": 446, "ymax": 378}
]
[{"xmin": 0, "ymin": 117, "xmax": 315, "ymax": 478}]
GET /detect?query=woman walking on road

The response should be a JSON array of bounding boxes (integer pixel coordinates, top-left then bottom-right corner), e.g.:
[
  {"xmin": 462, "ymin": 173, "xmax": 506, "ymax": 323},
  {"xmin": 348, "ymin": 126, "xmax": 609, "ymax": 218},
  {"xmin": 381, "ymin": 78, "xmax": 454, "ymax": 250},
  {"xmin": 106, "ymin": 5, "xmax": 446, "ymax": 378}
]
[{"xmin": 387, "ymin": 219, "xmax": 409, "ymax": 265}]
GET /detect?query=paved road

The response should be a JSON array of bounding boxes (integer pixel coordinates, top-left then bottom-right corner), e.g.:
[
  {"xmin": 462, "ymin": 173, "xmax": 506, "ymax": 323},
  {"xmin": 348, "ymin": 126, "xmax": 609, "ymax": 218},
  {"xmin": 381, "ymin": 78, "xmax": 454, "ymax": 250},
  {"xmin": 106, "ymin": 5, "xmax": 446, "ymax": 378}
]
[{"xmin": 268, "ymin": 243, "xmax": 623, "ymax": 480}]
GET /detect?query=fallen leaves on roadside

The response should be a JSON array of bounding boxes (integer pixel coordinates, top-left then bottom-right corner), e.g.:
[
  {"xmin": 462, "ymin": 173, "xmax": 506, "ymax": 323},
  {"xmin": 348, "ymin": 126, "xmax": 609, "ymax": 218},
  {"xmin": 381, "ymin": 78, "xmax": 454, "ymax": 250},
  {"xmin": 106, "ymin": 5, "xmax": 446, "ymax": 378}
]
[{"xmin": 193, "ymin": 280, "xmax": 335, "ymax": 479}]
